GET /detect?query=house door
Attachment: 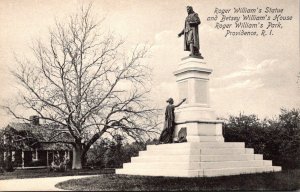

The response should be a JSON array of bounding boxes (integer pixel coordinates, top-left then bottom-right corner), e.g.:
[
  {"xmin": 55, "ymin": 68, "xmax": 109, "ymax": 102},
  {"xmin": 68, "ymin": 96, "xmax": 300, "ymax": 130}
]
[
  {"xmin": 47, "ymin": 151, "xmax": 54, "ymax": 165},
  {"xmin": 23, "ymin": 151, "xmax": 32, "ymax": 167}
]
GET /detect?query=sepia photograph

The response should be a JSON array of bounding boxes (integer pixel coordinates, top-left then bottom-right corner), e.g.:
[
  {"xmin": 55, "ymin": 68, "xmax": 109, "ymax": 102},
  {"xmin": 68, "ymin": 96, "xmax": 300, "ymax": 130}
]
[{"xmin": 0, "ymin": 0, "xmax": 299, "ymax": 191}]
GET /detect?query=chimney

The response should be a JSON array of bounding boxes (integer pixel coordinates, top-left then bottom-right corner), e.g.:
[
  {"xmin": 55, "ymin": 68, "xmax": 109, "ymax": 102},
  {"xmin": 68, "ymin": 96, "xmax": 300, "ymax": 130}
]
[{"xmin": 30, "ymin": 115, "xmax": 40, "ymax": 125}]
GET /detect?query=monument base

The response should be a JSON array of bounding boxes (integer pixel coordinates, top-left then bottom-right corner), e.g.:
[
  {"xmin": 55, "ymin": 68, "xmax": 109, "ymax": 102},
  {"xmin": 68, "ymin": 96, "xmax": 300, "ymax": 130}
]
[
  {"xmin": 116, "ymin": 58, "xmax": 281, "ymax": 177},
  {"xmin": 174, "ymin": 120, "xmax": 224, "ymax": 142},
  {"xmin": 116, "ymin": 57, "xmax": 281, "ymax": 177},
  {"xmin": 116, "ymin": 141, "xmax": 281, "ymax": 177}
]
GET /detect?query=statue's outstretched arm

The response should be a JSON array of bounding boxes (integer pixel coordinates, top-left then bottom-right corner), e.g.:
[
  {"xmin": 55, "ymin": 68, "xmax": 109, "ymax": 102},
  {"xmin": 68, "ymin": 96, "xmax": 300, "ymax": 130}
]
[
  {"xmin": 174, "ymin": 98, "xmax": 186, "ymax": 108},
  {"xmin": 178, "ymin": 30, "xmax": 184, "ymax": 37}
]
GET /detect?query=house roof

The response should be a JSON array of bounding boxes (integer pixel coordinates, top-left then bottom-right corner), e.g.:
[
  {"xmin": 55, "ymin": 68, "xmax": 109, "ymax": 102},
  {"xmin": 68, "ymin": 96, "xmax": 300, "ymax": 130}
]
[
  {"xmin": 5, "ymin": 122, "xmax": 74, "ymax": 151},
  {"xmin": 35, "ymin": 142, "xmax": 73, "ymax": 151}
]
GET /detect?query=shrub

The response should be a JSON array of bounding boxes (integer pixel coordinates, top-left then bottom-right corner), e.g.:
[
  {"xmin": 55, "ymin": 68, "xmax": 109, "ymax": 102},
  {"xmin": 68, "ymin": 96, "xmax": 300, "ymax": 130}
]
[
  {"xmin": 86, "ymin": 138, "xmax": 153, "ymax": 169},
  {"xmin": 49, "ymin": 153, "xmax": 68, "ymax": 172},
  {"xmin": 27, "ymin": 160, "xmax": 45, "ymax": 167},
  {"xmin": 223, "ymin": 108, "xmax": 300, "ymax": 170},
  {"xmin": 4, "ymin": 158, "xmax": 14, "ymax": 172},
  {"xmin": 0, "ymin": 167, "xmax": 4, "ymax": 174}
]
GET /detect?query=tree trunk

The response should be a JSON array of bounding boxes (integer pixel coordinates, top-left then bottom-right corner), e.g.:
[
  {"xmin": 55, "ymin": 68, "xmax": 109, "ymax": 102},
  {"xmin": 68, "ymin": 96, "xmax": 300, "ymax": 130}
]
[
  {"xmin": 72, "ymin": 143, "xmax": 83, "ymax": 169},
  {"xmin": 71, "ymin": 131, "xmax": 106, "ymax": 169}
]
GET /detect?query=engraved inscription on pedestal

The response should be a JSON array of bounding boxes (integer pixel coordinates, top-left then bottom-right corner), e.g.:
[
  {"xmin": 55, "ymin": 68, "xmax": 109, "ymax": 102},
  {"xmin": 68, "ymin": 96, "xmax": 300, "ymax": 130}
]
[{"xmin": 194, "ymin": 79, "xmax": 208, "ymax": 104}]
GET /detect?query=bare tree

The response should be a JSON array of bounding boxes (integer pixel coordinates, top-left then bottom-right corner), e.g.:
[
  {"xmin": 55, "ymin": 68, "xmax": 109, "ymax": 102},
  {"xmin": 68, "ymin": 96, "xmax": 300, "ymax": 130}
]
[{"xmin": 3, "ymin": 5, "xmax": 159, "ymax": 169}]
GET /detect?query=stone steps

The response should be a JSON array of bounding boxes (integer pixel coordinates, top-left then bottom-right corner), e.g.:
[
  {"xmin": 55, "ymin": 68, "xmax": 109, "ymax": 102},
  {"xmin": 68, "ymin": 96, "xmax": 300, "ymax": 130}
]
[
  {"xmin": 203, "ymin": 166, "xmax": 282, "ymax": 177},
  {"xmin": 140, "ymin": 148, "xmax": 254, "ymax": 156},
  {"xmin": 123, "ymin": 160, "xmax": 272, "ymax": 170},
  {"xmin": 116, "ymin": 168, "xmax": 200, "ymax": 177},
  {"xmin": 131, "ymin": 154, "xmax": 263, "ymax": 163},
  {"xmin": 116, "ymin": 166, "xmax": 281, "ymax": 177},
  {"xmin": 116, "ymin": 142, "xmax": 281, "ymax": 177},
  {"xmin": 146, "ymin": 142, "xmax": 245, "ymax": 150}
]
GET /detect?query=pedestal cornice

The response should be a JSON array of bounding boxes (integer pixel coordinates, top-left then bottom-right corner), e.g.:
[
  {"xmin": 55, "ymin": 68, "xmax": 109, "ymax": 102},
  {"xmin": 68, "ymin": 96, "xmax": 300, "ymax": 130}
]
[{"xmin": 174, "ymin": 57, "xmax": 213, "ymax": 76}]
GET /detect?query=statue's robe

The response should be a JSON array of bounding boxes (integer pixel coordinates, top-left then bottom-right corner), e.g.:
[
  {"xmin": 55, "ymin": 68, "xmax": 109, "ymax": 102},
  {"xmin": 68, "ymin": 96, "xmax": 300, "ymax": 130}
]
[
  {"xmin": 159, "ymin": 104, "xmax": 175, "ymax": 143},
  {"xmin": 182, "ymin": 12, "xmax": 201, "ymax": 51}
]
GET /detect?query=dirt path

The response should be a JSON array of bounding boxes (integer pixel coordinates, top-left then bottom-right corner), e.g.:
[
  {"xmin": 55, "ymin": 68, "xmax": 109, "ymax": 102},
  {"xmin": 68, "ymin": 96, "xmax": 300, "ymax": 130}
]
[{"xmin": 0, "ymin": 175, "xmax": 98, "ymax": 191}]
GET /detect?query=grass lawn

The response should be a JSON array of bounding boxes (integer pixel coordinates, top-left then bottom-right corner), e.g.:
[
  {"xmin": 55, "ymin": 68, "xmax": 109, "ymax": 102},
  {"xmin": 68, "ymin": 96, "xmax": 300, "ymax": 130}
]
[
  {"xmin": 0, "ymin": 168, "xmax": 114, "ymax": 180},
  {"xmin": 56, "ymin": 169, "xmax": 300, "ymax": 191}
]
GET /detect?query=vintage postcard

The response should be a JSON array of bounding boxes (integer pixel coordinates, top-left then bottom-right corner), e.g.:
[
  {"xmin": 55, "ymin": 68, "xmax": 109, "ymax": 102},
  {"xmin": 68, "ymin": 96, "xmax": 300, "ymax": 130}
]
[{"xmin": 0, "ymin": 0, "xmax": 299, "ymax": 191}]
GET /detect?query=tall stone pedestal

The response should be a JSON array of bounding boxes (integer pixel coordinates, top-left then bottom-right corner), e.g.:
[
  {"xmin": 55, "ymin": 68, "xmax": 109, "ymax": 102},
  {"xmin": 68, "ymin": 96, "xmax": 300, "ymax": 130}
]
[
  {"xmin": 116, "ymin": 57, "xmax": 281, "ymax": 177},
  {"xmin": 173, "ymin": 58, "xmax": 222, "ymax": 143}
]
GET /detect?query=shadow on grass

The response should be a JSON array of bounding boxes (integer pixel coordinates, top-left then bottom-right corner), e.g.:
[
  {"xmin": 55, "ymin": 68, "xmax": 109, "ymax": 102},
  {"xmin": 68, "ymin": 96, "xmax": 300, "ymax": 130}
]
[{"xmin": 55, "ymin": 169, "xmax": 300, "ymax": 191}]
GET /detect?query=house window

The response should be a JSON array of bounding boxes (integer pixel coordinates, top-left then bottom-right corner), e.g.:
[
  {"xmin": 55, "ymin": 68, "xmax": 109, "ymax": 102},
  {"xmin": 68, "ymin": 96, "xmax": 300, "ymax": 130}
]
[
  {"xmin": 12, "ymin": 151, "xmax": 15, "ymax": 162},
  {"xmin": 32, "ymin": 149, "xmax": 38, "ymax": 161}
]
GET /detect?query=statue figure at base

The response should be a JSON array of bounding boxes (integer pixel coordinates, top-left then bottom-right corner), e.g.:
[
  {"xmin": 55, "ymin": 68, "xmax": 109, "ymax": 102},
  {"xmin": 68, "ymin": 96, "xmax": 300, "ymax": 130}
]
[
  {"xmin": 178, "ymin": 6, "xmax": 204, "ymax": 59},
  {"xmin": 158, "ymin": 98, "xmax": 186, "ymax": 144}
]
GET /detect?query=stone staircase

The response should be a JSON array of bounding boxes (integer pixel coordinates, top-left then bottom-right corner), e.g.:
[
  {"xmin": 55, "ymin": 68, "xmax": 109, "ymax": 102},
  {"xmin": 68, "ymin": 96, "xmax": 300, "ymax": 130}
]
[{"xmin": 116, "ymin": 142, "xmax": 281, "ymax": 177}]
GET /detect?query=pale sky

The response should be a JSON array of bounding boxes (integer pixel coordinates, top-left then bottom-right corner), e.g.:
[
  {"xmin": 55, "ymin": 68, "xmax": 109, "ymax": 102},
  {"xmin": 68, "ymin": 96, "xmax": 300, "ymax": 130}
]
[{"xmin": 0, "ymin": 0, "xmax": 299, "ymax": 127}]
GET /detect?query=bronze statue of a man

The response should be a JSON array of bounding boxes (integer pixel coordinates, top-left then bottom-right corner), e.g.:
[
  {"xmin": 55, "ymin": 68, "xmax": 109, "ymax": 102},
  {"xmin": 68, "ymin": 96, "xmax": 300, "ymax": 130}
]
[{"xmin": 178, "ymin": 6, "xmax": 203, "ymax": 59}]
